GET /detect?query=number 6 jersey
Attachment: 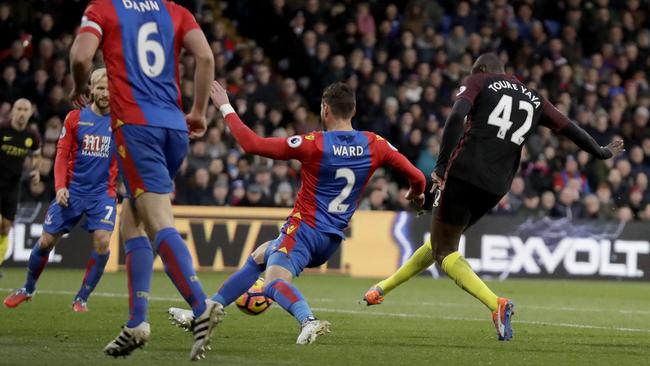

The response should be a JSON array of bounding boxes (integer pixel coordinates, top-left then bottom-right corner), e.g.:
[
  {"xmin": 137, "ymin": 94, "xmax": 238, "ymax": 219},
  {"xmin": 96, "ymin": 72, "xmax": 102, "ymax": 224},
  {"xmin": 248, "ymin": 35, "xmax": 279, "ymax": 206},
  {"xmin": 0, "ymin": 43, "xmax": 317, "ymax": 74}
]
[
  {"xmin": 79, "ymin": 0, "xmax": 199, "ymax": 131},
  {"xmin": 446, "ymin": 73, "xmax": 570, "ymax": 196}
]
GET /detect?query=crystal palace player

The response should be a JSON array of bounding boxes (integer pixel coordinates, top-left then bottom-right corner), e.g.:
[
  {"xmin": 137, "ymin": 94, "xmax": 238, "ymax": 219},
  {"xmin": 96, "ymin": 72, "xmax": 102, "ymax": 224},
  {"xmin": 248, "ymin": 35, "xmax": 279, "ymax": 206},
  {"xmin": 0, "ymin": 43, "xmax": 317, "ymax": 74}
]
[
  {"xmin": 69, "ymin": 0, "xmax": 217, "ymax": 360},
  {"xmin": 362, "ymin": 53, "xmax": 625, "ymax": 341},
  {"xmin": 168, "ymin": 81, "xmax": 426, "ymax": 344},
  {"xmin": 0, "ymin": 99, "xmax": 41, "ymax": 276},
  {"xmin": 4, "ymin": 69, "xmax": 117, "ymax": 313}
]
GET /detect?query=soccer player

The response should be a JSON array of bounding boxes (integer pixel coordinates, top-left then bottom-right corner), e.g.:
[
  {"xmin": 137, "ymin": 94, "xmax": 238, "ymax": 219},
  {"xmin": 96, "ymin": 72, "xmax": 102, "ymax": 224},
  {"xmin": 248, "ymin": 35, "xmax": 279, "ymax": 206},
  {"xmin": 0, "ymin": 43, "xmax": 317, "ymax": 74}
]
[
  {"xmin": 362, "ymin": 53, "xmax": 625, "ymax": 341},
  {"xmin": 0, "ymin": 99, "xmax": 41, "ymax": 276},
  {"xmin": 69, "ymin": 0, "xmax": 217, "ymax": 360},
  {"xmin": 3, "ymin": 68, "xmax": 117, "ymax": 312},
  {"xmin": 168, "ymin": 81, "xmax": 426, "ymax": 344}
]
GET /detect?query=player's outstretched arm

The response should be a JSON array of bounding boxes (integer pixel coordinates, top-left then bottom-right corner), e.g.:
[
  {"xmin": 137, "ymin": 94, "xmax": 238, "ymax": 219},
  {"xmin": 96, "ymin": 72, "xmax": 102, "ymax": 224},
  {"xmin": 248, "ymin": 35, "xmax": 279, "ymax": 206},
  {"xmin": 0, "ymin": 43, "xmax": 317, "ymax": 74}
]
[
  {"xmin": 211, "ymin": 81, "xmax": 305, "ymax": 160},
  {"xmin": 433, "ymin": 99, "xmax": 472, "ymax": 186},
  {"xmin": 377, "ymin": 138, "xmax": 427, "ymax": 206},
  {"xmin": 540, "ymin": 99, "xmax": 624, "ymax": 159}
]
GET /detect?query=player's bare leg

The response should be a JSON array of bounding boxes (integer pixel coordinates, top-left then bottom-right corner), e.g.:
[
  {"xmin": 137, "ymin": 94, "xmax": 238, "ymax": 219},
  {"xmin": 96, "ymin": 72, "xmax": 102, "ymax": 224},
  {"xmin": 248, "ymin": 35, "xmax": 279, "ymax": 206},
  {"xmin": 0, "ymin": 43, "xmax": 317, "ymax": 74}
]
[
  {"xmin": 264, "ymin": 265, "xmax": 330, "ymax": 345},
  {"xmin": 4, "ymin": 231, "xmax": 61, "ymax": 308},
  {"xmin": 133, "ymin": 193, "xmax": 220, "ymax": 360},
  {"xmin": 72, "ymin": 229, "xmax": 111, "ymax": 312},
  {"xmin": 431, "ymin": 219, "xmax": 514, "ymax": 341},
  {"xmin": 105, "ymin": 200, "xmax": 153, "ymax": 357}
]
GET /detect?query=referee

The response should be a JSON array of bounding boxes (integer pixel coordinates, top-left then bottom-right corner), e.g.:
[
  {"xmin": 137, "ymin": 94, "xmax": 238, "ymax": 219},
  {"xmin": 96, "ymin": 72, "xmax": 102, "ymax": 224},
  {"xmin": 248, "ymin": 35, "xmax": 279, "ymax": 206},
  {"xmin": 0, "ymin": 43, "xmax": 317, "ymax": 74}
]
[{"xmin": 0, "ymin": 98, "xmax": 41, "ymax": 274}]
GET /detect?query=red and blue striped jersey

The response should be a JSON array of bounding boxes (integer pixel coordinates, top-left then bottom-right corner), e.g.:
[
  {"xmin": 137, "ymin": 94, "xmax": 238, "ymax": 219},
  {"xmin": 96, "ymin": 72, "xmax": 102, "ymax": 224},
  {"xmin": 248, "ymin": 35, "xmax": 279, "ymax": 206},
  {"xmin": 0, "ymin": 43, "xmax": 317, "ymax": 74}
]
[
  {"xmin": 223, "ymin": 112, "xmax": 426, "ymax": 238},
  {"xmin": 55, "ymin": 107, "xmax": 118, "ymax": 198},
  {"xmin": 79, "ymin": 0, "xmax": 200, "ymax": 131}
]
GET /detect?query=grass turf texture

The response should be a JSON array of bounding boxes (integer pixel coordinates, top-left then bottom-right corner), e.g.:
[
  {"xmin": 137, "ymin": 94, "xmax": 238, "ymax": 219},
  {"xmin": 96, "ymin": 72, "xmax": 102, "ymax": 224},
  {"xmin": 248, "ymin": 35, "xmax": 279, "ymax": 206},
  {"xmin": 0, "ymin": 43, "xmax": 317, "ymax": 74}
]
[{"xmin": 1, "ymin": 268, "xmax": 649, "ymax": 365}]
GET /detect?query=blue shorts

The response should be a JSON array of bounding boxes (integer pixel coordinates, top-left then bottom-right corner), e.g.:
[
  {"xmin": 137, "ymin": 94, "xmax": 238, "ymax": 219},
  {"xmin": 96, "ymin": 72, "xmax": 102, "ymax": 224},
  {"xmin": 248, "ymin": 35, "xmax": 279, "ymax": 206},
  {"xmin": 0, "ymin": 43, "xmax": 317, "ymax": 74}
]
[
  {"xmin": 264, "ymin": 219, "xmax": 342, "ymax": 277},
  {"xmin": 43, "ymin": 195, "xmax": 117, "ymax": 234},
  {"xmin": 114, "ymin": 124, "xmax": 189, "ymax": 197}
]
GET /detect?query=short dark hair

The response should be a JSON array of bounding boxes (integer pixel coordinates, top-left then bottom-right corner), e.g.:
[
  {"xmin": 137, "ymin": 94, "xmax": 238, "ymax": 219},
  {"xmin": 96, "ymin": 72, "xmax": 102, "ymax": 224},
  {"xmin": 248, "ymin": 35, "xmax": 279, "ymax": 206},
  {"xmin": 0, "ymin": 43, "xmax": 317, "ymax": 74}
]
[
  {"xmin": 471, "ymin": 53, "xmax": 505, "ymax": 74},
  {"xmin": 322, "ymin": 82, "xmax": 356, "ymax": 119}
]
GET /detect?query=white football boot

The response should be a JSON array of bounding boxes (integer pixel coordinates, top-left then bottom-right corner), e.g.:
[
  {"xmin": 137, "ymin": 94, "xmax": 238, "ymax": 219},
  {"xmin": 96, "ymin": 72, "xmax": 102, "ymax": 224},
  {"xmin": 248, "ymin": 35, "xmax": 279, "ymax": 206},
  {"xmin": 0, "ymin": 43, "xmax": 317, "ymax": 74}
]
[
  {"xmin": 168, "ymin": 306, "xmax": 194, "ymax": 330},
  {"xmin": 104, "ymin": 322, "xmax": 151, "ymax": 358},
  {"xmin": 296, "ymin": 317, "xmax": 331, "ymax": 345},
  {"xmin": 189, "ymin": 299, "xmax": 225, "ymax": 361}
]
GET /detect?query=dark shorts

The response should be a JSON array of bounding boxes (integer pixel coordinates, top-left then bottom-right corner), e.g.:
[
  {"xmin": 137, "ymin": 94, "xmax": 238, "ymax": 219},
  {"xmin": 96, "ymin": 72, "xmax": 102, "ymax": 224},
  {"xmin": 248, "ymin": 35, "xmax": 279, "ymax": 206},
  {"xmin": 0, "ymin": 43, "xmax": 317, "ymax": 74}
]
[
  {"xmin": 0, "ymin": 185, "xmax": 19, "ymax": 221},
  {"xmin": 114, "ymin": 125, "xmax": 189, "ymax": 198},
  {"xmin": 435, "ymin": 176, "xmax": 503, "ymax": 229}
]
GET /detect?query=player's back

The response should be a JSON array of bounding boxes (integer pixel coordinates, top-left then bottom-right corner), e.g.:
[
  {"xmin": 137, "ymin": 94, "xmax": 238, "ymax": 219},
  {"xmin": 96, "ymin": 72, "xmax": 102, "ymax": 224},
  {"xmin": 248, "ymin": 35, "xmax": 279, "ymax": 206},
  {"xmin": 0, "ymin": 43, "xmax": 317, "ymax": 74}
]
[
  {"xmin": 81, "ymin": 0, "xmax": 198, "ymax": 130},
  {"xmin": 449, "ymin": 73, "xmax": 545, "ymax": 195},
  {"xmin": 292, "ymin": 130, "xmax": 385, "ymax": 238}
]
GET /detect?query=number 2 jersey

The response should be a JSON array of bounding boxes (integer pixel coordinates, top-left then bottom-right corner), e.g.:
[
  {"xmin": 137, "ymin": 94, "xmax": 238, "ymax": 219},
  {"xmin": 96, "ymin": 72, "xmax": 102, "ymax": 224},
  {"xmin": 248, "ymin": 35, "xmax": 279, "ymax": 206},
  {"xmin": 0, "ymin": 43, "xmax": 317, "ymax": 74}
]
[
  {"xmin": 55, "ymin": 107, "xmax": 118, "ymax": 198},
  {"xmin": 222, "ymin": 110, "xmax": 427, "ymax": 239},
  {"xmin": 445, "ymin": 73, "xmax": 571, "ymax": 196},
  {"xmin": 79, "ymin": 0, "xmax": 200, "ymax": 131}
]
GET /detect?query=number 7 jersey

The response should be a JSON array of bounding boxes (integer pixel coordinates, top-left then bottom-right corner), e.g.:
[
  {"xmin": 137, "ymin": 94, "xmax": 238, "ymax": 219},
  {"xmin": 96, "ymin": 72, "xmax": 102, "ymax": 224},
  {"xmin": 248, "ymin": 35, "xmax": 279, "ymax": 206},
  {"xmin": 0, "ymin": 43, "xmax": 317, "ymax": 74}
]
[
  {"xmin": 448, "ymin": 73, "xmax": 569, "ymax": 196},
  {"xmin": 79, "ymin": 0, "xmax": 200, "ymax": 131}
]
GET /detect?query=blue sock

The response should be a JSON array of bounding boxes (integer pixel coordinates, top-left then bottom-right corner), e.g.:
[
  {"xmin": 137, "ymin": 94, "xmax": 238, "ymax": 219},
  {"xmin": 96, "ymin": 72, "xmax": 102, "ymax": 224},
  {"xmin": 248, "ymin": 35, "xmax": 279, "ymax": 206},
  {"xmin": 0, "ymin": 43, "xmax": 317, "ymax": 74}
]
[
  {"xmin": 24, "ymin": 241, "xmax": 52, "ymax": 294},
  {"xmin": 76, "ymin": 250, "xmax": 110, "ymax": 301},
  {"xmin": 155, "ymin": 227, "xmax": 207, "ymax": 317},
  {"xmin": 125, "ymin": 237, "xmax": 153, "ymax": 328},
  {"xmin": 212, "ymin": 256, "xmax": 263, "ymax": 306},
  {"xmin": 264, "ymin": 278, "xmax": 314, "ymax": 324}
]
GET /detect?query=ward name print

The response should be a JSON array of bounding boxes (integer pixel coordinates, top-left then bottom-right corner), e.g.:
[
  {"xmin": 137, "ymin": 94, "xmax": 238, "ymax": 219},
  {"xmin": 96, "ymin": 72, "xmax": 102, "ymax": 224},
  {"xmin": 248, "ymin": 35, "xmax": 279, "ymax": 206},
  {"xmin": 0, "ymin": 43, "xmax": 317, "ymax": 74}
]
[
  {"xmin": 81, "ymin": 134, "xmax": 111, "ymax": 158},
  {"xmin": 333, "ymin": 145, "xmax": 364, "ymax": 157}
]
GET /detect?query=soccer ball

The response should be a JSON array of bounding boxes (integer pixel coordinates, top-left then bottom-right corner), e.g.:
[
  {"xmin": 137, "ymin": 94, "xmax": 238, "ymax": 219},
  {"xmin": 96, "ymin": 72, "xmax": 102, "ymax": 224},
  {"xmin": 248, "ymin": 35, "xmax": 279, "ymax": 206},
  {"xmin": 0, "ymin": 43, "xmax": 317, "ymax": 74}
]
[{"xmin": 235, "ymin": 278, "xmax": 273, "ymax": 315}]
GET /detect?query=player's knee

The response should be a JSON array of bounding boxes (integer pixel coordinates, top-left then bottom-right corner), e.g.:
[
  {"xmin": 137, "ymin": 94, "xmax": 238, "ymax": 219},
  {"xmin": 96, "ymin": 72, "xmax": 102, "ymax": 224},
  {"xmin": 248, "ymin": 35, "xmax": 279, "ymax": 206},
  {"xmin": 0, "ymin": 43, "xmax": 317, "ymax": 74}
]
[
  {"xmin": 120, "ymin": 222, "xmax": 146, "ymax": 242},
  {"xmin": 251, "ymin": 242, "xmax": 269, "ymax": 264},
  {"xmin": 264, "ymin": 265, "xmax": 293, "ymax": 284},
  {"xmin": 39, "ymin": 232, "xmax": 58, "ymax": 250},
  {"xmin": 93, "ymin": 231, "xmax": 111, "ymax": 254},
  {"xmin": 435, "ymin": 246, "xmax": 455, "ymax": 264}
]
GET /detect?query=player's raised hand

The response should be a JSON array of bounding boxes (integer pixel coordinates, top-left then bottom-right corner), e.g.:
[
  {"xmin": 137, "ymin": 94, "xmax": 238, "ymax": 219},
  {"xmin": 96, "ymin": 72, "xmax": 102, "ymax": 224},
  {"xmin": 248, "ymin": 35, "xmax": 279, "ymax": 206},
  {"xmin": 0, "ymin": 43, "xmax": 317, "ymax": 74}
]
[
  {"xmin": 210, "ymin": 81, "xmax": 230, "ymax": 107},
  {"xmin": 186, "ymin": 109, "xmax": 207, "ymax": 139},
  {"xmin": 69, "ymin": 85, "xmax": 91, "ymax": 109},
  {"xmin": 605, "ymin": 139, "xmax": 625, "ymax": 158},
  {"xmin": 55, "ymin": 188, "xmax": 69, "ymax": 207}
]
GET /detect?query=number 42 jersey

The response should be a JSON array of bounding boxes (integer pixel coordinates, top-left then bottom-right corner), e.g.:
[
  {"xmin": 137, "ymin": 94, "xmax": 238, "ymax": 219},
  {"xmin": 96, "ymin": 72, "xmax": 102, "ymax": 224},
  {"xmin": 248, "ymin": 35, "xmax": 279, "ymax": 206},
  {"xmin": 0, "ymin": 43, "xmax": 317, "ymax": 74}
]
[
  {"xmin": 447, "ymin": 73, "xmax": 570, "ymax": 196},
  {"xmin": 79, "ymin": 0, "xmax": 200, "ymax": 131}
]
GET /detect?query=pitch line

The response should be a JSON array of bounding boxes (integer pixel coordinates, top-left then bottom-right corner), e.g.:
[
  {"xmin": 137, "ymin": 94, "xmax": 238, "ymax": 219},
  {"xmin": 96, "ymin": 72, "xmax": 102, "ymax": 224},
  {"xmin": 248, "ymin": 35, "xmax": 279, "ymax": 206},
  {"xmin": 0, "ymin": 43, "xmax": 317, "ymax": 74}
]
[
  {"xmin": 334, "ymin": 299, "xmax": 650, "ymax": 316},
  {"xmin": 2, "ymin": 288, "xmax": 649, "ymax": 334}
]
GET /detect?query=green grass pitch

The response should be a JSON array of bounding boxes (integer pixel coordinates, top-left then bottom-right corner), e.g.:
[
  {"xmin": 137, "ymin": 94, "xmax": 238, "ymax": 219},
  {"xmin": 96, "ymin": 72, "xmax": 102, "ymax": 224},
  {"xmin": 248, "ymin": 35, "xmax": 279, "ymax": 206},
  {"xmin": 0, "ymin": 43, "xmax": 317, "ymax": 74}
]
[{"xmin": 1, "ymin": 268, "xmax": 649, "ymax": 365}]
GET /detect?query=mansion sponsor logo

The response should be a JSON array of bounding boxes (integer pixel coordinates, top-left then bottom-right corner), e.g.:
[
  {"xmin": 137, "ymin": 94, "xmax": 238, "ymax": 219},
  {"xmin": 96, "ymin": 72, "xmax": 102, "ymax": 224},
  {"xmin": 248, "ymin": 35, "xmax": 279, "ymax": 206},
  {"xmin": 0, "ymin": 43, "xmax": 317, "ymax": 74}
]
[{"xmin": 82, "ymin": 134, "xmax": 111, "ymax": 158}]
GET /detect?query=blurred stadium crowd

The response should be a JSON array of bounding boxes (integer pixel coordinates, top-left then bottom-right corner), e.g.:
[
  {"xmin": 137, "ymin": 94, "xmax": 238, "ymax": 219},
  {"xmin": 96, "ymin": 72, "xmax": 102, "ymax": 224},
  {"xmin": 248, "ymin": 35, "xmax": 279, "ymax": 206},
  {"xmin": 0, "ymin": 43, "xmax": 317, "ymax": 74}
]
[{"xmin": 0, "ymin": 0, "xmax": 649, "ymax": 221}]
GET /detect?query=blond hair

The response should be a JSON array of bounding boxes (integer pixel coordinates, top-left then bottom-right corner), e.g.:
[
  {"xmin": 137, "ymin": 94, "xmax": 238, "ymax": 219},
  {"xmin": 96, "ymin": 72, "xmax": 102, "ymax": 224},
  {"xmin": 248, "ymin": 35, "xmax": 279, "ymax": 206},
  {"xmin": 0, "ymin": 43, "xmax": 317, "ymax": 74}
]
[{"xmin": 90, "ymin": 68, "xmax": 107, "ymax": 86}]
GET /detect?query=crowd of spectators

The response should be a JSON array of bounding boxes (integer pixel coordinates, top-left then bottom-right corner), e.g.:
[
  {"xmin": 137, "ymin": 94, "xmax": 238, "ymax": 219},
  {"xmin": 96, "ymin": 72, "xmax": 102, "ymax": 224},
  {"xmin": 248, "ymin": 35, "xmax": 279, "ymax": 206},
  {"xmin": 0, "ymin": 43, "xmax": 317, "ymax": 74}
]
[{"xmin": 1, "ymin": 0, "xmax": 650, "ymax": 222}]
